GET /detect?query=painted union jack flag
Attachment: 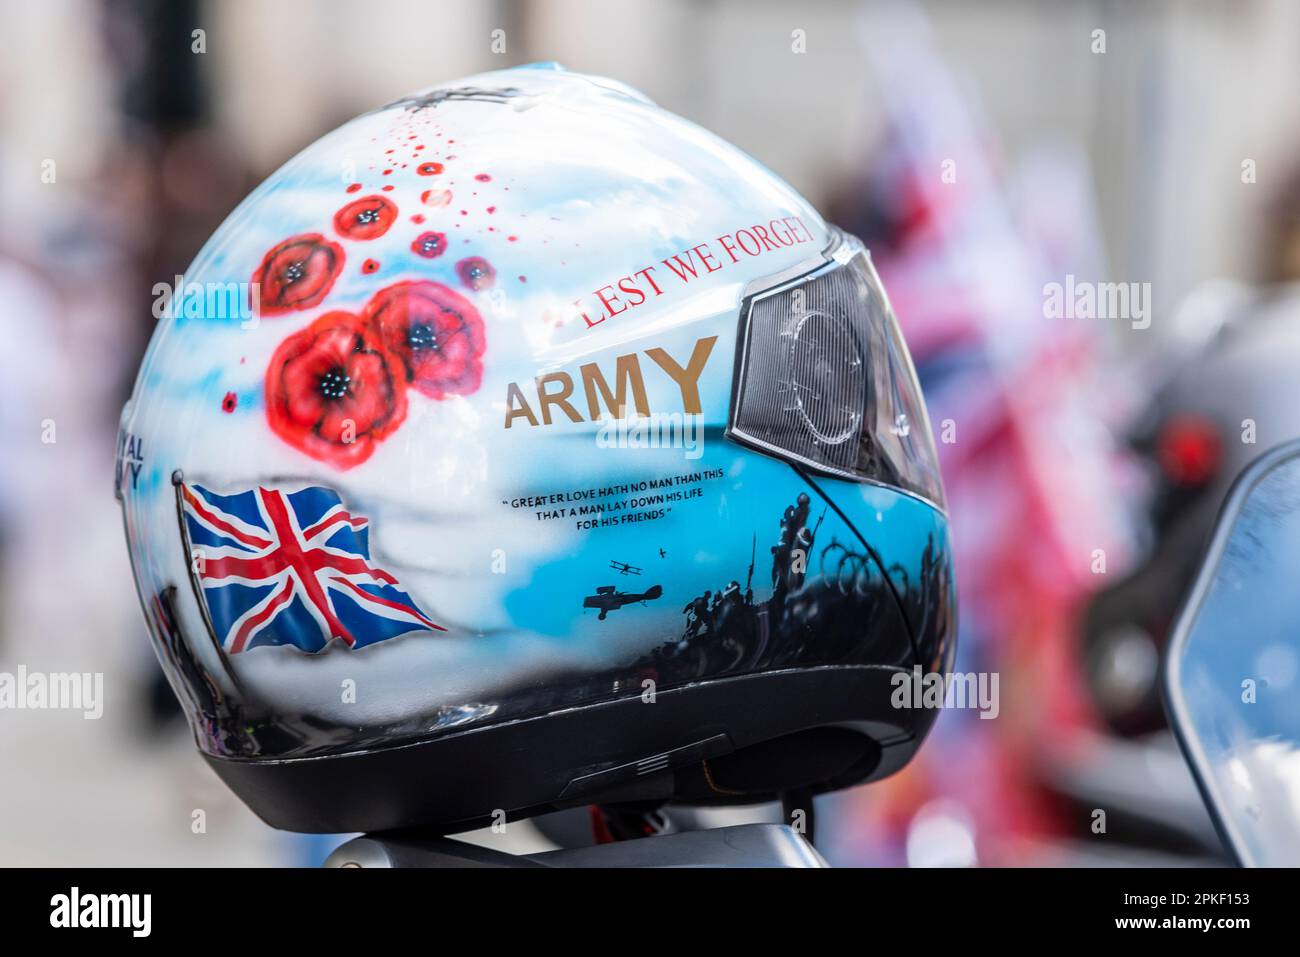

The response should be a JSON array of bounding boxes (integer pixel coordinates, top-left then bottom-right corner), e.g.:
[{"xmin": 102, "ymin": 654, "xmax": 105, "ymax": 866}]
[{"xmin": 180, "ymin": 481, "xmax": 445, "ymax": 654}]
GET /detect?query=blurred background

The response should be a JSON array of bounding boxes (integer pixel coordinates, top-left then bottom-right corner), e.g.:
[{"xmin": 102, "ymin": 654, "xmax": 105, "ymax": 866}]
[{"xmin": 4, "ymin": 0, "xmax": 1300, "ymax": 865}]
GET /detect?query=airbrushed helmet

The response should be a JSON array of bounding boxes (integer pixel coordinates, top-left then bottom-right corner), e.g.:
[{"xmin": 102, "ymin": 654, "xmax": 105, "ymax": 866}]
[{"xmin": 117, "ymin": 64, "xmax": 956, "ymax": 834}]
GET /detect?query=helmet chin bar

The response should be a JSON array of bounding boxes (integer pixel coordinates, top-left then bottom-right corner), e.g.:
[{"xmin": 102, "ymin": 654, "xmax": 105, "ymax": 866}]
[{"xmin": 207, "ymin": 664, "xmax": 927, "ymax": 836}]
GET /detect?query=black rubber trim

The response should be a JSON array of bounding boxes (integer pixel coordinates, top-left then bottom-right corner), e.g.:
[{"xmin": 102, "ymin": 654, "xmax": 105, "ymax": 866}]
[{"xmin": 205, "ymin": 664, "xmax": 931, "ymax": 834}]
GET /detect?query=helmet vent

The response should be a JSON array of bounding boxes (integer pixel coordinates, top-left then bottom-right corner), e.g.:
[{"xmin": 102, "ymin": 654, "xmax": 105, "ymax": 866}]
[{"xmin": 731, "ymin": 262, "xmax": 873, "ymax": 475}]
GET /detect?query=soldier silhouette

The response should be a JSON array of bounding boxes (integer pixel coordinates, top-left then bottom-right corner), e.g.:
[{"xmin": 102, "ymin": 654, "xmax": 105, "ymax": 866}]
[
  {"xmin": 682, "ymin": 590, "xmax": 712, "ymax": 639},
  {"xmin": 772, "ymin": 506, "xmax": 795, "ymax": 589},
  {"xmin": 769, "ymin": 492, "xmax": 824, "ymax": 613}
]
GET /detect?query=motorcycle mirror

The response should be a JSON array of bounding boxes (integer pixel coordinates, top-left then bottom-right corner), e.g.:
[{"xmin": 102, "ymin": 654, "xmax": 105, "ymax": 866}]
[{"xmin": 1164, "ymin": 439, "xmax": 1300, "ymax": 866}]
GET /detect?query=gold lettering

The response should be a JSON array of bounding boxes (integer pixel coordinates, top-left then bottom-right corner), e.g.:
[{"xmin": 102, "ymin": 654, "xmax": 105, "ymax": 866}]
[
  {"xmin": 580, "ymin": 353, "xmax": 650, "ymax": 419},
  {"xmin": 644, "ymin": 336, "xmax": 717, "ymax": 414},
  {"xmin": 536, "ymin": 373, "xmax": 584, "ymax": 425},
  {"xmin": 504, "ymin": 382, "xmax": 539, "ymax": 428}
]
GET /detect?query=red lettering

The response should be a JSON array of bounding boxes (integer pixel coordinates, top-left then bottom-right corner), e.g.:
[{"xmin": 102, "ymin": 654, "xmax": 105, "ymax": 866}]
[
  {"xmin": 694, "ymin": 243, "xmax": 722, "ymax": 273},
  {"xmin": 768, "ymin": 219, "xmax": 795, "ymax": 246},
  {"xmin": 661, "ymin": 251, "xmax": 701, "ymax": 283},
  {"xmin": 616, "ymin": 275, "xmax": 646, "ymax": 307},
  {"xmin": 595, "ymin": 285, "xmax": 628, "ymax": 317},
  {"xmin": 751, "ymin": 224, "xmax": 781, "ymax": 252},
  {"xmin": 634, "ymin": 265, "xmax": 664, "ymax": 296},
  {"xmin": 575, "ymin": 298, "xmax": 603, "ymax": 328},
  {"xmin": 580, "ymin": 214, "xmax": 814, "ymax": 334},
  {"xmin": 734, "ymin": 228, "xmax": 761, "ymax": 256}
]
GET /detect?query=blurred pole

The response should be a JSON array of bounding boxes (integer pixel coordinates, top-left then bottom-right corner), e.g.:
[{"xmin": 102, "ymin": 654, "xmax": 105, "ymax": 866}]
[{"xmin": 98, "ymin": 0, "xmax": 256, "ymax": 402}]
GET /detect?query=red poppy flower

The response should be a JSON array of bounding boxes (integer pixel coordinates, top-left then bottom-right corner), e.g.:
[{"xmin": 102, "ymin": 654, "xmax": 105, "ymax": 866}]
[
  {"xmin": 333, "ymin": 195, "xmax": 398, "ymax": 241},
  {"xmin": 252, "ymin": 234, "xmax": 344, "ymax": 316},
  {"xmin": 455, "ymin": 256, "xmax": 495, "ymax": 291},
  {"xmin": 363, "ymin": 281, "xmax": 486, "ymax": 400},
  {"xmin": 264, "ymin": 311, "xmax": 407, "ymax": 469},
  {"xmin": 411, "ymin": 231, "xmax": 447, "ymax": 259}
]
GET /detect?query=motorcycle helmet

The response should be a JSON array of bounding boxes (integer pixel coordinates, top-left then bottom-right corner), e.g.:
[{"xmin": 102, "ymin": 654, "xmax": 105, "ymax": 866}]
[{"xmin": 116, "ymin": 64, "xmax": 956, "ymax": 834}]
